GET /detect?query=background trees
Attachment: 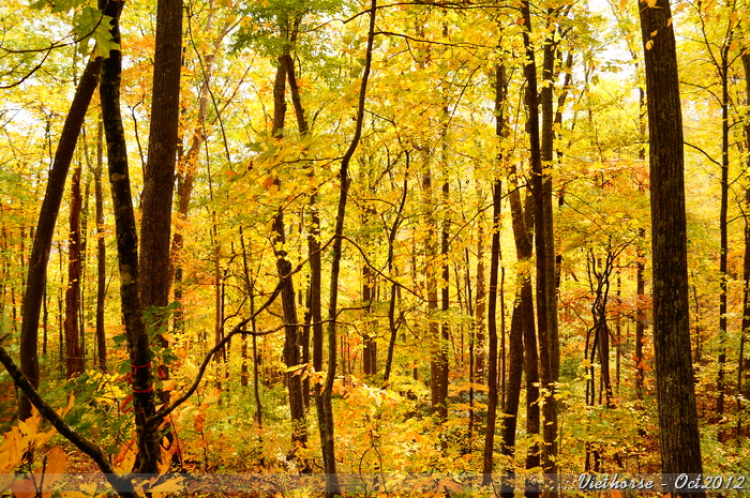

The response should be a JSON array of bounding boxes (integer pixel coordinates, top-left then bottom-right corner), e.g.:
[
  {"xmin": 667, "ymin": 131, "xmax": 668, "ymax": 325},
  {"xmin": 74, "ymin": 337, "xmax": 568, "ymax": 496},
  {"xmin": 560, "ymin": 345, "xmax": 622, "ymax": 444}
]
[{"xmin": 0, "ymin": 0, "xmax": 747, "ymax": 493}]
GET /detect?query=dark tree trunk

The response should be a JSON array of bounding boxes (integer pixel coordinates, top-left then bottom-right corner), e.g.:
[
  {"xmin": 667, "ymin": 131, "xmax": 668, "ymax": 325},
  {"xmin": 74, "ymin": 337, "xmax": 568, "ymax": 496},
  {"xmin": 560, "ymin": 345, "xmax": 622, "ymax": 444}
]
[
  {"xmin": 475, "ymin": 226, "xmax": 486, "ymax": 382},
  {"xmin": 382, "ymin": 162, "xmax": 408, "ymax": 383},
  {"xmin": 140, "ymin": 0, "xmax": 183, "ymax": 312},
  {"xmin": 483, "ymin": 180, "xmax": 501, "ymax": 479},
  {"xmin": 99, "ymin": 0, "xmax": 160, "ymax": 473},
  {"xmin": 635, "ymin": 234, "xmax": 645, "ymax": 400},
  {"xmin": 317, "ymin": 2, "xmax": 375, "ymax": 492},
  {"xmin": 270, "ymin": 53, "xmax": 307, "ymax": 448},
  {"xmin": 362, "ymin": 265, "xmax": 377, "ymax": 376},
  {"xmin": 64, "ymin": 164, "xmax": 84, "ymax": 377},
  {"xmin": 520, "ymin": 0, "xmax": 550, "ymax": 487},
  {"xmin": 94, "ymin": 118, "xmax": 107, "ymax": 373},
  {"xmin": 740, "ymin": 51, "xmax": 750, "ymax": 440},
  {"xmin": 483, "ymin": 61, "xmax": 510, "ymax": 481},
  {"xmin": 716, "ymin": 34, "xmax": 732, "ymax": 425},
  {"xmin": 639, "ymin": 0, "xmax": 704, "ymax": 491},
  {"xmin": 19, "ymin": 57, "xmax": 101, "ymax": 419},
  {"xmin": 537, "ymin": 7, "xmax": 560, "ymax": 479},
  {"xmin": 508, "ymin": 166, "xmax": 539, "ymax": 494},
  {"xmin": 438, "ymin": 178, "xmax": 450, "ymax": 423}
]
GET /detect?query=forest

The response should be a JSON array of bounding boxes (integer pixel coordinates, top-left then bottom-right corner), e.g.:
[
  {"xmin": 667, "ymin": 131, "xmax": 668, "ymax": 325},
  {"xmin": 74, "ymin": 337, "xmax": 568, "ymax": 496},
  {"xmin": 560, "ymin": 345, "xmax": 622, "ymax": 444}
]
[{"xmin": 0, "ymin": 0, "xmax": 746, "ymax": 495}]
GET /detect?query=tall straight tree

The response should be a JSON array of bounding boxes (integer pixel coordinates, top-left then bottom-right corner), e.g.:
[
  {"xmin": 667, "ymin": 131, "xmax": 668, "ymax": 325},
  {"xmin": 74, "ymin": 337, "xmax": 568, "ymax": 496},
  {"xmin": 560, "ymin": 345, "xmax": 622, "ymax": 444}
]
[
  {"xmin": 520, "ymin": 0, "xmax": 556, "ymax": 487},
  {"xmin": 140, "ymin": 0, "xmax": 183, "ymax": 314},
  {"xmin": 638, "ymin": 0, "xmax": 704, "ymax": 493}
]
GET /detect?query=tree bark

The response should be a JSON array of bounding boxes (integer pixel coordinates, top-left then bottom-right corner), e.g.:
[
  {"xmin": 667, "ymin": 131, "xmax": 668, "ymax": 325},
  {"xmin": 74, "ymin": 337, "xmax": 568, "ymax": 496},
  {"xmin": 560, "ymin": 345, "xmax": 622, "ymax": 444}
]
[
  {"xmin": 19, "ymin": 56, "xmax": 101, "ymax": 419},
  {"xmin": 99, "ymin": 0, "xmax": 160, "ymax": 473},
  {"xmin": 139, "ymin": 0, "xmax": 183, "ymax": 312},
  {"xmin": 270, "ymin": 53, "xmax": 308, "ymax": 448},
  {"xmin": 639, "ymin": 0, "xmax": 704, "ymax": 491},
  {"xmin": 64, "ymin": 164, "xmax": 84, "ymax": 377},
  {"xmin": 94, "ymin": 117, "xmax": 107, "ymax": 373}
]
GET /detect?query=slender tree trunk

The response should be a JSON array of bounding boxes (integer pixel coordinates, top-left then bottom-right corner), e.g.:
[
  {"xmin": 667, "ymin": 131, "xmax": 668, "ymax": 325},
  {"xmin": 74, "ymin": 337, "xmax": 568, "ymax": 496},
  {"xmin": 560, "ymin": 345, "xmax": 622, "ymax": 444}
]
[
  {"xmin": 716, "ymin": 38, "xmax": 731, "ymax": 426},
  {"xmin": 99, "ymin": 0, "xmax": 160, "ymax": 473},
  {"xmin": 508, "ymin": 168, "xmax": 539, "ymax": 497},
  {"xmin": 639, "ymin": 0, "xmax": 704, "ymax": 492},
  {"xmin": 317, "ymin": 2, "xmax": 376, "ymax": 492},
  {"xmin": 483, "ymin": 181, "xmax": 501, "ymax": 479},
  {"xmin": 537, "ymin": 8, "xmax": 560, "ymax": 480},
  {"xmin": 94, "ymin": 117, "xmax": 107, "ymax": 373},
  {"xmin": 475, "ymin": 226, "xmax": 486, "ymax": 382},
  {"xmin": 520, "ymin": 1, "xmax": 550, "ymax": 488},
  {"xmin": 438, "ymin": 178, "xmax": 450, "ymax": 423},
  {"xmin": 270, "ymin": 52, "xmax": 307, "ymax": 448},
  {"xmin": 740, "ymin": 51, "xmax": 750, "ymax": 441},
  {"xmin": 64, "ymin": 164, "xmax": 84, "ymax": 377},
  {"xmin": 19, "ymin": 57, "xmax": 101, "ymax": 419}
]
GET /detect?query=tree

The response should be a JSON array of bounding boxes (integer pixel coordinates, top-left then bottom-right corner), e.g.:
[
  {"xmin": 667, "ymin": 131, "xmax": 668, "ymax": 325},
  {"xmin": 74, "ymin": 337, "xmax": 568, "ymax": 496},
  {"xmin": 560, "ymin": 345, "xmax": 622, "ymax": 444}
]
[
  {"xmin": 638, "ymin": 0, "xmax": 705, "ymax": 492},
  {"xmin": 18, "ymin": 56, "xmax": 101, "ymax": 419}
]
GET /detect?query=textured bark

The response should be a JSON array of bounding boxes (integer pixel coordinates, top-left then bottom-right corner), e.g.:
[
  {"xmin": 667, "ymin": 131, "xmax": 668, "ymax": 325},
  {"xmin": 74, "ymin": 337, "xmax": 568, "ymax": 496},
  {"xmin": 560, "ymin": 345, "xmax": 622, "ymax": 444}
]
[
  {"xmin": 100, "ymin": 0, "xmax": 160, "ymax": 473},
  {"xmin": 64, "ymin": 164, "xmax": 84, "ymax": 377},
  {"xmin": 18, "ymin": 57, "xmax": 101, "ymax": 419},
  {"xmin": 140, "ymin": 0, "xmax": 182, "ymax": 311},
  {"xmin": 639, "ymin": 0, "xmax": 704, "ymax": 490}
]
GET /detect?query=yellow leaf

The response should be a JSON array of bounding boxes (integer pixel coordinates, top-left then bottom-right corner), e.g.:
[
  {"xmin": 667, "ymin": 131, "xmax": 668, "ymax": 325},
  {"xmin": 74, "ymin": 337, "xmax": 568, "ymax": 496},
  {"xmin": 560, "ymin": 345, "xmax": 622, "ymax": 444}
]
[
  {"xmin": 618, "ymin": 0, "xmax": 628, "ymax": 10},
  {"xmin": 149, "ymin": 477, "xmax": 184, "ymax": 498},
  {"xmin": 40, "ymin": 446, "xmax": 68, "ymax": 478},
  {"xmin": 645, "ymin": 0, "xmax": 657, "ymax": 6},
  {"xmin": 646, "ymin": 40, "xmax": 654, "ymax": 50},
  {"xmin": 114, "ymin": 442, "xmax": 137, "ymax": 473}
]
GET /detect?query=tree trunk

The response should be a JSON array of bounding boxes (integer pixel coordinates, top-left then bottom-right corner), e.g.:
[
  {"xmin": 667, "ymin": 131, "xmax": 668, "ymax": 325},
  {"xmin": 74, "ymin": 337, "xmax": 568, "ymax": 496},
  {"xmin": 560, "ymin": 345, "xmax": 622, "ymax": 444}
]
[
  {"xmin": 19, "ymin": 56, "xmax": 101, "ymax": 419},
  {"xmin": 537, "ymin": 7, "xmax": 560, "ymax": 480},
  {"xmin": 520, "ymin": 0, "xmax": 551, "ymax": 488},
  {"xmin": 94, "ymin": 117, "xmax": 107, "ymax": 373},
  {"xmin": 317, "ymin": 2, "xmax": 375, "ymax": 492},
  {"xmin": 639, "ymin": 0, "xmax": 704, "ymax": 492},
  {"xmin": 716, "ymin": 35, "xmax": 732, "ymax": 426},
  {"xmin": 99, "ymin": 0, "xmax": 160, "ymax": 473},
  {"xmin": 270, "ymin": 53, "xmax": 307, "ymax": 448},
  {"xmin": 140, "ymin": 0, "xmax": 182, "ymax": 312},
  {"xmin": 64, "ymin": 164, "xmax": 84, "ymax": 377},
  {"xmin": 483, "ymin": 180, "xmax": 501, "ymax": 479},
  {"xmin": 740, "ymin": 51, "xmax": 750, "ymax": 441}
]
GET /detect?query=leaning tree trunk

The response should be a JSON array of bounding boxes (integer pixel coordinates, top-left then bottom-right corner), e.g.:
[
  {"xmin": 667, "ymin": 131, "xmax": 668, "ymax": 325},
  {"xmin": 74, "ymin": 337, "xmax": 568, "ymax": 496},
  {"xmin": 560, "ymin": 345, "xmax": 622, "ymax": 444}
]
[
  {"xmin": 639, "ymin": 0, "xmax": 704, "ymax": 493},
  {"xmin": 19, "ymin": 56, "xmax": 101, "ymax": 419}
]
